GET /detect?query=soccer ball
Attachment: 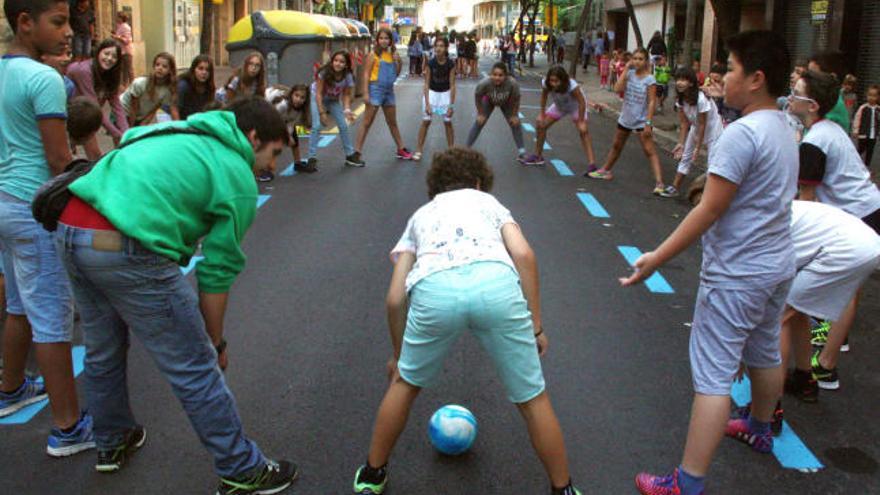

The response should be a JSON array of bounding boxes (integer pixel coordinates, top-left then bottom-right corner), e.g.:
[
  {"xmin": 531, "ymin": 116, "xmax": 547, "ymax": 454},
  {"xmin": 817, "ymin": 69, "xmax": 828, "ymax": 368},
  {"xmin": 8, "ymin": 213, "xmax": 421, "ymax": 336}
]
[{"xmin": 428, "ymin": 405, "xmax": 478, "ymax": 455}]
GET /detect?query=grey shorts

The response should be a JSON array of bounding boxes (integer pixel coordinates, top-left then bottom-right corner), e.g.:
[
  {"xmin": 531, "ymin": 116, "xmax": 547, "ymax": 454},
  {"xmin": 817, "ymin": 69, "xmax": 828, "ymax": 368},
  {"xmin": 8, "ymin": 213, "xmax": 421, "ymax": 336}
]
[
  {"xmin": 788, "ymin": 255, "xmax": 880, "ymax": 321},
  {"xmin": 690, "ymin": 280, "xmax": 792, "ymax": 395}
]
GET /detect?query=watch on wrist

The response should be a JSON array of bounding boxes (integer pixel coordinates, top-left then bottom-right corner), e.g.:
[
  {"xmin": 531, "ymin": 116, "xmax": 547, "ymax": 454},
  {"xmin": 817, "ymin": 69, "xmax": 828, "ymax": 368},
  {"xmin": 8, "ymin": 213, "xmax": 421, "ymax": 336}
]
[
  {"xmin": 645, "ymin": 120, "xmax": 653, "ymax": 126},
  {"xmin": 215, "ymin": 338, "xmax": 227, "ymax": 355}
]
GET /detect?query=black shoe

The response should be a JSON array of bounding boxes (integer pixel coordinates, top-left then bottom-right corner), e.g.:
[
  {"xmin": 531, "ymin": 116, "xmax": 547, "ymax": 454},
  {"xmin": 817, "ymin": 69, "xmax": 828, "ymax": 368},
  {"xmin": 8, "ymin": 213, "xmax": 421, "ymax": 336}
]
[
  {"xmin": 95, "ymin": 426, "xmax": 146, "ymax": 473},
  {"xmin": 217, "ymin": 459, "xmax": 298, "ymax": 495},
  {"xmin": 294, "ymin": 160, "xmax": 318, "ymax": 173},
  {"xmin": 345, "ymin": 152, "xmax": 366, "ymax": 167},
  {"xmin": 784, "ymin": 369, "xmax": 819, "ymax": 403},
  {"xmin": 257, "ymin": 170, "xmax": 275, "ymax": 182},
  {"xmin": 771, "ymin": 403, "xmax": 784, "ymax": 437}
]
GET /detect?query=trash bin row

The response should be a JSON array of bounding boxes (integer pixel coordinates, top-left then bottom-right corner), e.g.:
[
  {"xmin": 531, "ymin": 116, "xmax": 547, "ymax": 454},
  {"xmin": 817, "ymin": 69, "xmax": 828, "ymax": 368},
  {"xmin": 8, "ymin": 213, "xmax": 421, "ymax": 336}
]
[{"xmin": 227, "ymin": 10, "xmax": 373, "ymax": 95}]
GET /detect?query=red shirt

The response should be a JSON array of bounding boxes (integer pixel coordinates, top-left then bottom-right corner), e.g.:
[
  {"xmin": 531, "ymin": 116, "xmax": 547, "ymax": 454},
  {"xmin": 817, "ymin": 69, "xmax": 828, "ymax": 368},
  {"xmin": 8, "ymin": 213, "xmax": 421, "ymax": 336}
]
[{"xmin": 59, "ymin": 196, "xmax": 116, "ymax": 230}]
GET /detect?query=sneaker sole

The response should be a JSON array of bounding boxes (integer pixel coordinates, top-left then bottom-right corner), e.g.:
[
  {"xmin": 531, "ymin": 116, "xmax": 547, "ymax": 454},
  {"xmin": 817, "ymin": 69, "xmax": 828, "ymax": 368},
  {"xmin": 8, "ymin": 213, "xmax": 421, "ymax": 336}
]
[
  {"xmin": 817, "ymin": 380, "xmax": 840, "ymax": 390},
  {"xmin": 216, "ymin": 469, "xmax": 299, "ymax": 495},
  {"xmin": 0, "ymin": 393, "xmax": 48, "ymax": 417},
  {"xmin": 345, "ymin": 161, "xmax": 366, "ymax": 167},
  {"xmin": 840, "ymin": 344, "xmax": 849, "ymax": 352},
  {"xmin": 95, "ymin": 428, "xmax": 147, "ymax": 473},
  {"xmin": 47, "ymin": 440, "xmax": 96, "ymax": 457}
]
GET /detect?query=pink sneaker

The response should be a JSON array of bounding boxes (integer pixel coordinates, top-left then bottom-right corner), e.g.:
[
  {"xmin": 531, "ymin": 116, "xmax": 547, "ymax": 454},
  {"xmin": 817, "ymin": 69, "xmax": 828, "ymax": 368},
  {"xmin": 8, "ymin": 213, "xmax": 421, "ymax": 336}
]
[
  {"xmin": 635, "ymin": 468, "xmax": 703, "ymax": 495},
  {"xmin": 397, "ymin": 148, "xmax": 413, "ymax": 160},
  {"xmin": 725, "ymin": 417, "xmax": 773, "ymax": 453}
]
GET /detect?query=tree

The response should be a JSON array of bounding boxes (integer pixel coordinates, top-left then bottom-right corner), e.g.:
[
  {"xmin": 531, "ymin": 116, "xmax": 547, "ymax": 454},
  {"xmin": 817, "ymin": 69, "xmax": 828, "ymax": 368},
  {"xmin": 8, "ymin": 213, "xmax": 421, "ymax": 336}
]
[
  {"xmin": 527, "ymin": 0, "xmax": 539, "ymax": 66},
  {"xmin": 683, "ymin": 0, "xmax": 698, "ymax": 64},
  {"xmin": 567, "ymin": 0, "xmax": 592, "ymax": 77},
  {"xmin": 623, "ymin": 0, "xmax": 643, "ymax": 48},
  {"xmin": 200, "ymin": 0, "xmax": 213, "ymax": 56}
]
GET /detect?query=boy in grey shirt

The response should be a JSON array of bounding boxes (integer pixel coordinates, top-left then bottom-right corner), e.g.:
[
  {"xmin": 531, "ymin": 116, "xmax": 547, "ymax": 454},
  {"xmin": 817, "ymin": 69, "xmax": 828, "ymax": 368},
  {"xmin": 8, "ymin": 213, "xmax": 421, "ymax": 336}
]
[{"xmin": 621, "ymin": 31, "xmax": 797, "ymax": 495}]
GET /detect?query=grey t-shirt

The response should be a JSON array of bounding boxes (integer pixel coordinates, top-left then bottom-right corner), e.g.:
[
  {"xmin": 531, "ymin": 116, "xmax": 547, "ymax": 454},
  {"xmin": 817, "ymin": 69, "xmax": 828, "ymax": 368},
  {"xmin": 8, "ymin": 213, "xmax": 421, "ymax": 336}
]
[
  {"xmin": 618, "ymin": 69, "xmax": 656, "ymax": 129},
  {"xmin": 475, "ymin": 77, "xmax": 520, "ymax": 108},
  {"xmin": 702, "ymin": 109, "xmax": 798, "ymax": 288},
  {"xmin": 799, "ymin": 119, "xmax": 880, "ymax": 219},
  {"xmin": 543, "ymin": 78, "xmax": 582, "ymax": 113}
]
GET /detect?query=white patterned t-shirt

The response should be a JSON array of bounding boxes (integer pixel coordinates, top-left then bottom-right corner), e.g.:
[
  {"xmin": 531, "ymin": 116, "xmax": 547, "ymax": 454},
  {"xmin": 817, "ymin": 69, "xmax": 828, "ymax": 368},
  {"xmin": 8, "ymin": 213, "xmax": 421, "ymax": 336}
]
[{"xmin": 391, "ymin": 189, "xmax": 518, "ymax": 292}]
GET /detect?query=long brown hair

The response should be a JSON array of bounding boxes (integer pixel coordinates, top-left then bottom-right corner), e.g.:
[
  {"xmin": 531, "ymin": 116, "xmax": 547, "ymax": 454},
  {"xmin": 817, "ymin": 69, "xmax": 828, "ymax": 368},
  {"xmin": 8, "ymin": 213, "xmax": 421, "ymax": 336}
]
[
  {"xmin": 147, "ymin": 52, "xmax": 177, "ymax": 101},
  {"xmin": 91, "ymin": 38, "xmax": 123, "ymax": 99},
  {"xmin": 181, "ymin": 54, "xmax": 216, "ymax": 96},
  {"xmin": 318, "ymin": 49, "xmax": 353, "ymax": 84},
  {"xmin": 228, "ymin": 52, "xmax": 267, "ymax": 96},
  {"xmin": 373, "ymin": 27, "xmax": 396, "ymax": 55}
]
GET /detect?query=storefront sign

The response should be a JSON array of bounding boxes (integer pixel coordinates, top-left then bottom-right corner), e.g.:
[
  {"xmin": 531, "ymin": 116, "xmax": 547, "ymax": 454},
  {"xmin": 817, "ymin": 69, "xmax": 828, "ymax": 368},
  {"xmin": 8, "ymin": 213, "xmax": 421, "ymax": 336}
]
[{"xmin": 811, "ymin": 0, "xmax": 829, "ymax": 25}]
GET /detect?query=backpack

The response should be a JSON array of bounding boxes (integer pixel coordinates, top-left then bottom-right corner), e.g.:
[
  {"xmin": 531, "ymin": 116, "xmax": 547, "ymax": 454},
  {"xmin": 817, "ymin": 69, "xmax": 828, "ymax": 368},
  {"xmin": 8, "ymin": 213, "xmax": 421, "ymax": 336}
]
[{"xmin": 32, "ymin": 127, "xmax": 212, "ymax": 232}]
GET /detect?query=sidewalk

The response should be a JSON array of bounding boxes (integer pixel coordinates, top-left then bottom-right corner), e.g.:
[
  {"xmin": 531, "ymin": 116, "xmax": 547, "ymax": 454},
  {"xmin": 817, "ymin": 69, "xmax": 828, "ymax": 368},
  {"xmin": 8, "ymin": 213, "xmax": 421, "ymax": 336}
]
[{"xmin": 515, "ymin": 55, "xmax": 681, "ymax": 152}]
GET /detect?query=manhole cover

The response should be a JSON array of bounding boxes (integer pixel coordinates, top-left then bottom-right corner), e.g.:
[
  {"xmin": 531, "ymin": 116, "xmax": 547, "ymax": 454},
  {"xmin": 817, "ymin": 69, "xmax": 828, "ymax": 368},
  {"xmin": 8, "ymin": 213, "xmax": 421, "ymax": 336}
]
[{"xmin": 823, "ymin": 447, "xmax": 878, "ymax": 474}]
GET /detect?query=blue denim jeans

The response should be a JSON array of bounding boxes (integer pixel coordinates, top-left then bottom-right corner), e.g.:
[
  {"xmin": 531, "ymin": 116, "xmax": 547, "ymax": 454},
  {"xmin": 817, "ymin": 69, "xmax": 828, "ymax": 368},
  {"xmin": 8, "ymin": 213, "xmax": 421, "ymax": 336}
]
[
  {"xmin": 0, "ymin": 191, "xmax": 73, "ymax": 342},
  {"xmin": 54, "ymin": 224, "xmax": 265, "ymax": 477},
  {"xmin": 308, "ymin": 95, "xmax": 355, "ymax": 159}
]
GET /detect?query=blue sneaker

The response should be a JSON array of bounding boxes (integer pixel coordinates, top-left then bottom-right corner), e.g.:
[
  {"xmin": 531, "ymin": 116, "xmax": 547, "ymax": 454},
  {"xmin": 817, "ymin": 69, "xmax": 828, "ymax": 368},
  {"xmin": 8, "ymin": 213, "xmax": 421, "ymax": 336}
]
[
  {"xmin": 0, "ymin": 377, "xmax": 47, "ymax": 417},
  {"xmin": 47, "ymin": 411, "xmax": 96, "ymax": 457}
]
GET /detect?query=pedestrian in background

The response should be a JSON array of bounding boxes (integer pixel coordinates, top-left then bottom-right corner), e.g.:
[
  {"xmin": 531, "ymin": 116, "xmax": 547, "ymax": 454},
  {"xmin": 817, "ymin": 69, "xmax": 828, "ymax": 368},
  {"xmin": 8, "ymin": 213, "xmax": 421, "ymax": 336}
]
[
  {"xmin": 853, "ymin": 84, "xmax": 879, "ymax": 168},
  {"xmin": 70, "ymin": 0, "xmax": 95, "ymax": 61},
  {"xmin": 111, "ymin": 11, "xmax": 133, "ymax": 86},
  {"xmin": 121, "ymin": 51, "xmax": 179, "ymax": 127}
]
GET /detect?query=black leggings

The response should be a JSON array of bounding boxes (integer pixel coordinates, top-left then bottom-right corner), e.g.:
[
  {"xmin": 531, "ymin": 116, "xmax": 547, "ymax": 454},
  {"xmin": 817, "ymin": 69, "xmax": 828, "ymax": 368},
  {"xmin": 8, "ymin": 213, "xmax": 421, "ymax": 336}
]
[{"xmin": 859, "ymin": 138, "xmax": 876, "ymax": 168}]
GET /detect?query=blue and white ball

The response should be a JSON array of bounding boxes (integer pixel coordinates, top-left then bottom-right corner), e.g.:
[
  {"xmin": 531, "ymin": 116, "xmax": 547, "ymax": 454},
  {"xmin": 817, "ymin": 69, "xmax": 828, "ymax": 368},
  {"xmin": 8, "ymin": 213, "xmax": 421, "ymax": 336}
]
[{"xmin": 428, "ymin": 405, "xmax": 478, "ymax": 455}]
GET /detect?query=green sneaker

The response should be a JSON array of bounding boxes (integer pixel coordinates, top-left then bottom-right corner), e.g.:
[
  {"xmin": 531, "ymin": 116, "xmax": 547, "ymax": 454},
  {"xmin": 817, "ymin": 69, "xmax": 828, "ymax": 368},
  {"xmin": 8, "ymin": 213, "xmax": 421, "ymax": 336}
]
[
  {"xmin": 353, "ymin": 465, "xmax": 387, "ymax": 494},
  {"xmin": 810, "ymin": 320, "xmax": 830, "ymax": 347},
  {"xmin": 216, "ymin": 460, "xmax": 298, "ymax": 495},
  {"xmin": 811, "ymin": 350, "xmax": 840, "ymax": 391}
]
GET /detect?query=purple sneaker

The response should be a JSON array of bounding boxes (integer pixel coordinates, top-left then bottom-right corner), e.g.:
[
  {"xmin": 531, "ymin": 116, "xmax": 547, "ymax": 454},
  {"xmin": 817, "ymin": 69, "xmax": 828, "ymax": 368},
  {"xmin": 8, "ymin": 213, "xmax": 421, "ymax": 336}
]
[
  {"xmin": 725, "ymin": 415, "xmax": 774, "ymax": 453},
  {"xmin": 521, "ymin": 154, "xmax": 546, "ymax": 166},
  {"xmin": 635, "ymin": 468, "xmax": 703, "ymax": 495}
]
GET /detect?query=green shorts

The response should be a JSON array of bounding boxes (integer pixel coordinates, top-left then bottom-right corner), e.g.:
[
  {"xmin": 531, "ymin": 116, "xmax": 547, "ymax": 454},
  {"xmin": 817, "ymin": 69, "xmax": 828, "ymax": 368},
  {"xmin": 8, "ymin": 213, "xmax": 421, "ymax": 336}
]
[{"xmin": 398, "ymin": 261, "xmax": 546, "ymax": 403}]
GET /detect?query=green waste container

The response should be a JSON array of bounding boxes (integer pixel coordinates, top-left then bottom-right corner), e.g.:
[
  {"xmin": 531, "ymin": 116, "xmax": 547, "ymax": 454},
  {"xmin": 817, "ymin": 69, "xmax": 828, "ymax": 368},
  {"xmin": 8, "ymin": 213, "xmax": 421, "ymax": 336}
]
[{"xmin": 226, "ymin": 10, "xmax": 333, "ymax": 88}]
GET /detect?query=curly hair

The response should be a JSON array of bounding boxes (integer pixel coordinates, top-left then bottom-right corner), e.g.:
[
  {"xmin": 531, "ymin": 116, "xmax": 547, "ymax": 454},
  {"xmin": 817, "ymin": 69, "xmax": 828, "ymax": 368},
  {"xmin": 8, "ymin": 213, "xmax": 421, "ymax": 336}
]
[{"xmin": 426, "ymin": 147, "xmax": 494, "ymax": 199}]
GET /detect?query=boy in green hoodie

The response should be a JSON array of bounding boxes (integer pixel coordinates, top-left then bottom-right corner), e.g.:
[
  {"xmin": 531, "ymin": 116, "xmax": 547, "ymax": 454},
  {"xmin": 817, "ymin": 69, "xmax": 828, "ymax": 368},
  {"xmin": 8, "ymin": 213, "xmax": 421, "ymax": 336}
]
[{"xmin": 55, "ymin": 97, "xmax": 297, "ymax": 495}]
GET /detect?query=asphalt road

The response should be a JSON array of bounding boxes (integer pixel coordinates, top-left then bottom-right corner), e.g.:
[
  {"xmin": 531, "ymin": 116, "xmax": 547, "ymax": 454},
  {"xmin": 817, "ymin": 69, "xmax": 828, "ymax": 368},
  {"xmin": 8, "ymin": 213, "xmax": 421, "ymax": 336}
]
[{"xmin": 0, "ymin": 59, "xmax": 878, "ymax": 495}]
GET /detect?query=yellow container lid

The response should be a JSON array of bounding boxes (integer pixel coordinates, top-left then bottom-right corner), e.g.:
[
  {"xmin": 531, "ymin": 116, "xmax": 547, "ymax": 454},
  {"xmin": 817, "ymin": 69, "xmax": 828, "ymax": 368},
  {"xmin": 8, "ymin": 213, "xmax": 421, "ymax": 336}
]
[{"xmin": 228, "ymin": 10, "xmax": 333, "ymax": 43}]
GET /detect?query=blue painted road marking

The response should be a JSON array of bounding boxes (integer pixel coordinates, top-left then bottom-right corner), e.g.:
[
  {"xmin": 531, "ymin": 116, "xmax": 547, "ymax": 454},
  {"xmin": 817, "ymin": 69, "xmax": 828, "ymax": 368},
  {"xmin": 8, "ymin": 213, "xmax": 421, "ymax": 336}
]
[
  {"xmin": 543, "ymin": 141, "xmax": 552, "ymax": 151},
  {"xmin": 180, "ymin": 255, "xmax": 204, "ymax": 276},
  {"xmin": 518, "ymin": 112, "xmax": 525, "ymax": 119},
  {"xmin": 318, "ymin": 135, "xmax": 336, "ymax": 147},
  {"xmin": 257, "ymin": 194, "xmax": 271, "ymax": 208},
  {"xmin": 551, "ymin": 159, "xmax": 573, "ymax": 176},
  {"xmin": 520, "ymin": 104, "xmax": 542, "ymax": 109},
  {"xmin": 731, "ymin": 376, "xmax": 824, "ymax": 472},
  {"xmin": 522, "ymin": 123, "xmax": 535, "ymax": 133},
  {"xmin": 0, "ymin": 347, "xmax": 85, "ymax": 425},
  {"xmin": 617, "ymin": 246, "xmax": 674, "ymax": 294},
  {"xmin": 280, "ymin": 163, "xmax": 297, "ymax": 177},
  {"xmin": 576, "ymin": 192, "xmax": 609, "ymax": 217}
]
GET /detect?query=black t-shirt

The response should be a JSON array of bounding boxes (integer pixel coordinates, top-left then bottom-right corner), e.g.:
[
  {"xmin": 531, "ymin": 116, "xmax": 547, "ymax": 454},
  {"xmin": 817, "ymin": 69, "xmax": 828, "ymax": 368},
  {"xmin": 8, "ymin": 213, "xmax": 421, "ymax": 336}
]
[
  {"xmin": 70, "ymin": 6, "xmax": 95, "ymax": 36},
  {"xmin": 463, "ymin": 40, "xmax": 477, "ymax": 58},
  {"xmin": 429, "ymin": 57, "xmax": 455, "ymax": 92}
]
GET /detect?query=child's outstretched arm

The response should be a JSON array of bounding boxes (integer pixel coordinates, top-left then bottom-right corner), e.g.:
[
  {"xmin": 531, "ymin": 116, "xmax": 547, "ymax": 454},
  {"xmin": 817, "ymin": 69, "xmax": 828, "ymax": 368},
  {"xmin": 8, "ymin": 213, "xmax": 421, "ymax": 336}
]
[
  {"xmin": 386, "ymin": 252, "xmax": 416, "ymax": 360},
  {"xmin": 674, "ymin": 107, "xmax": 690, "ymax": 158},
  {"xmin": 502, "ymin": 223, "xmax": 548, "ymax": 356},
  {"xmin": 620, "ymin": 173, "xmax": 738, "ymax": 287}
]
